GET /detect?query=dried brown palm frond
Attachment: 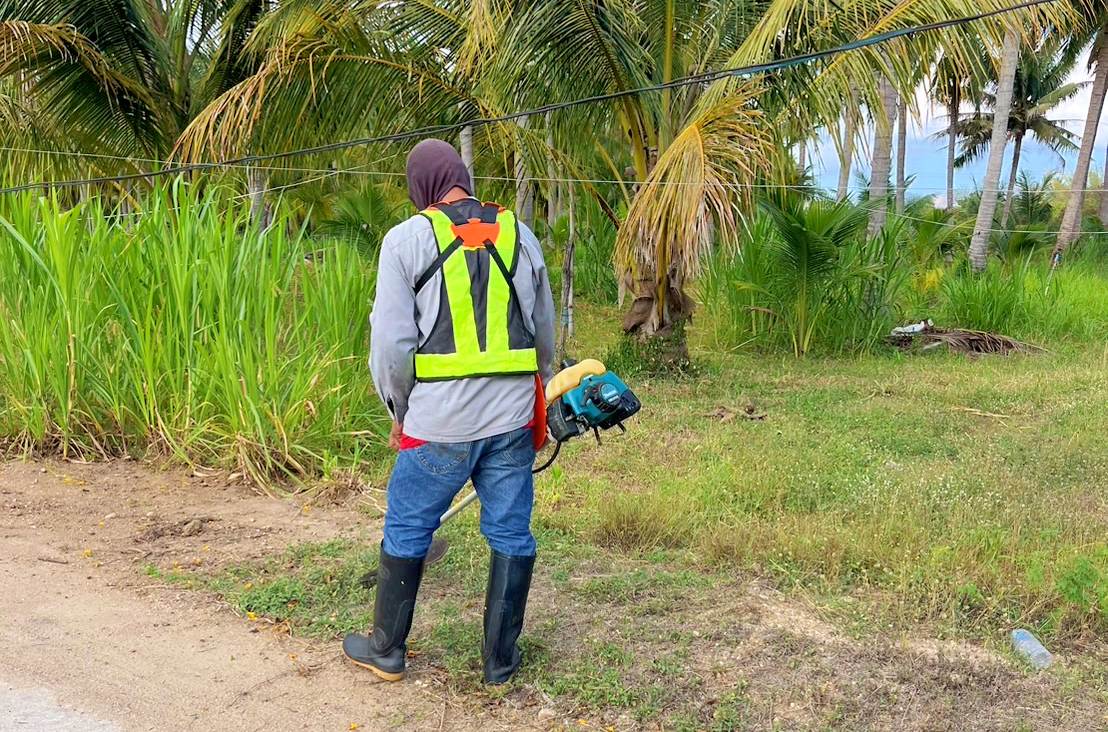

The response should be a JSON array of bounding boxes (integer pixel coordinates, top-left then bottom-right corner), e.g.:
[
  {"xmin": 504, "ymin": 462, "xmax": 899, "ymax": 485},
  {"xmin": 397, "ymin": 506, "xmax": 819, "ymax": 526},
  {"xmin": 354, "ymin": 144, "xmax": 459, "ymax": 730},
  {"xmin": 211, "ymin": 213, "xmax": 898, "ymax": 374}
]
[{"xmin": 888, "ymin": 326, "xmax": 1044, "ymax": 355}]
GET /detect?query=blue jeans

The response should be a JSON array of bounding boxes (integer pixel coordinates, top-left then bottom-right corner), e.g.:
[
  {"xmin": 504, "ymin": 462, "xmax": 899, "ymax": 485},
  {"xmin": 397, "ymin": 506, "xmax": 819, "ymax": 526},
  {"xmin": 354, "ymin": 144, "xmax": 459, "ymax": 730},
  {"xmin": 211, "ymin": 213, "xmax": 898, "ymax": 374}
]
[{"xmin": 383, "ymin": 427, "xmax": 537, "ymax": 559}]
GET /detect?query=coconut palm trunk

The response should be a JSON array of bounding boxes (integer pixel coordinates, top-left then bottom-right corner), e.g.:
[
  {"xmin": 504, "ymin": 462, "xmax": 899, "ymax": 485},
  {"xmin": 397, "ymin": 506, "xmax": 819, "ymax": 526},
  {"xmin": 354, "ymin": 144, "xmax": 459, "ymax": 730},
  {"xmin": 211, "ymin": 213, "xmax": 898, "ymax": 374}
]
[
  {"xmin": 895, "ymin": 95, "xmax": 907, "ymax": 214},
  {"xmin": 1000, "ymin": 133, "xmax": 1024, "ymax": 228},
  {"xmin": 969, "ymin": 30, "xmax": 1020, "ymax": 272},
  {"xmin": 1054, "ymin": 32, "xmax": 1108, "ymax": 262},
  {"xmin": 837, "ymin": 107, "xmax": 856, "ymax": 201},
  {"xmin": 867, "ymin": 75, "xmax": 899, "ymax": 237},
  {"xmin": 514, "ymin": 115, "xmax": 534, "ymax": 227},
  {"xmin": 459, "ymin": 125, "xmax": 474, "ymax": 187},
  {"xmin": 946, "ymin": 88, "xmax": 960, "ymax": 208},
  {"xmin": 1099, "ymin": 147, "xmax": 1108, "ymax": 224}
]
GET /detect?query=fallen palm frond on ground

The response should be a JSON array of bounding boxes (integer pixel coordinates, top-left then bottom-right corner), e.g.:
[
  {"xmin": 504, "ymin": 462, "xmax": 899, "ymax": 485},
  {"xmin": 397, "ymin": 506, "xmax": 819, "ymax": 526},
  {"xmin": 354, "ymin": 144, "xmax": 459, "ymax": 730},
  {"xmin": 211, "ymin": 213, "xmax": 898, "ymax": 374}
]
[{"xmin": 888, "ymin": 325, "xmax": 1044, "ymax": 355}]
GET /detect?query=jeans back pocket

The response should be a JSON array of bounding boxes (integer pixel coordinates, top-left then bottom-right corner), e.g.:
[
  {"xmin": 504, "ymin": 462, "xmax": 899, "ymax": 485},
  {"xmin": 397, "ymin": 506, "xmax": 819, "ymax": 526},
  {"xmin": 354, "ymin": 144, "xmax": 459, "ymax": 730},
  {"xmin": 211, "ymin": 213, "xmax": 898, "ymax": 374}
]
[{"xmin": 416, "ymin": 441, "xmax": 471, "ymax": 475}]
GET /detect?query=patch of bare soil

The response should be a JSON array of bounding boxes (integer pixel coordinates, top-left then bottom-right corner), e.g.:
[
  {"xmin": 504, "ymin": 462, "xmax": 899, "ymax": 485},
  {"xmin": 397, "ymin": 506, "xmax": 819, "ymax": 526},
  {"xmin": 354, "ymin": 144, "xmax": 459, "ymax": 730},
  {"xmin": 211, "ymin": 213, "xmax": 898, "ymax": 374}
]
[
  {"xmin": 1, "ymin": 458, "xmax": 1104, "ymax": 731},
  {"xmin": 0, "ymin": 459, "xmax": 536, "ymax": 732},
  {"xmin": 538, "ymin": 558, "xmax": 1107, "ymax": 731}
]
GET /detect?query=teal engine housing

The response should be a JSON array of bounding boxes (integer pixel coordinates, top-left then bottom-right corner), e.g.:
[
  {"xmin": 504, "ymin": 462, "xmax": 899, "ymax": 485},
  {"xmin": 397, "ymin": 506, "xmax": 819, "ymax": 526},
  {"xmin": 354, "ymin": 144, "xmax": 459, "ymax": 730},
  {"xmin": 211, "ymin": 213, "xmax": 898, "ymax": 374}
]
[{"xmin": 547, "ymin": 370, "xmax": 641, "ymax": 443}]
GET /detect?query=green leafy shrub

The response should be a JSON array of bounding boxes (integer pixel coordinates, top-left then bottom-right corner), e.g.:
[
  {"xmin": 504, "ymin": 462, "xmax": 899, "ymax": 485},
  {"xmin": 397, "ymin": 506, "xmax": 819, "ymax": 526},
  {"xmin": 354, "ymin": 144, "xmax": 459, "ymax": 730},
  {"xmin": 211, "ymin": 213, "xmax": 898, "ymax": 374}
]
[{"xmin": 700, "ymin": 198, "xmax": 908, "ymax": 356}]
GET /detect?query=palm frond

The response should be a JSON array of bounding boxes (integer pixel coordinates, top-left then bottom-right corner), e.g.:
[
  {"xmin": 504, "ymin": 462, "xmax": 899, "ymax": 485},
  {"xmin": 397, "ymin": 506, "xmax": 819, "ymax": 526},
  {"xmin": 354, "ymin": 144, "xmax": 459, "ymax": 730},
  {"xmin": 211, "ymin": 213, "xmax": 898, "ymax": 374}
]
[{"xmin": 615, "ymin": 82, "xmax": 776, "ymax": 331}]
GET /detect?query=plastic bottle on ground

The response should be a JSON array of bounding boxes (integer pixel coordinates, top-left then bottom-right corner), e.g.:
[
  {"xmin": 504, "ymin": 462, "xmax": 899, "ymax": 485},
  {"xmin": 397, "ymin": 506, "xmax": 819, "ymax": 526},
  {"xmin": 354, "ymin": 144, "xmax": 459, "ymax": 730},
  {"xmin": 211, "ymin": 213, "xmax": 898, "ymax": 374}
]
[{"xmin": 1011, "ymin": 629, "xmax": 1052, "ymax": 670}]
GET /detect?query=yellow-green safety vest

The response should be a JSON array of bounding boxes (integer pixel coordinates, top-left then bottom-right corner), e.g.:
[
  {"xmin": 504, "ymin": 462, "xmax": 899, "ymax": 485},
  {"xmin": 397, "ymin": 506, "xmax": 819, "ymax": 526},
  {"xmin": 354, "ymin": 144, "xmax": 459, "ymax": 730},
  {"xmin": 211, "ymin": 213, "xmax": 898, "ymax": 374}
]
[{"xmin": 413, "ymin": 201, "xmax": 538, "ymax": 381}]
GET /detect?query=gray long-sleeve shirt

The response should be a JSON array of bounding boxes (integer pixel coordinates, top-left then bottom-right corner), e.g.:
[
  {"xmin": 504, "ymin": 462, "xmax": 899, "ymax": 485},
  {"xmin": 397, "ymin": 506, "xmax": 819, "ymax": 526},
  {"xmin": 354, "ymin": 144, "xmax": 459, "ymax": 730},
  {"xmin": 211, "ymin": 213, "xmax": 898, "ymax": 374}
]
[{"xmin": 369, "ymin": 199, "xmax": 556, "ymax": 443}]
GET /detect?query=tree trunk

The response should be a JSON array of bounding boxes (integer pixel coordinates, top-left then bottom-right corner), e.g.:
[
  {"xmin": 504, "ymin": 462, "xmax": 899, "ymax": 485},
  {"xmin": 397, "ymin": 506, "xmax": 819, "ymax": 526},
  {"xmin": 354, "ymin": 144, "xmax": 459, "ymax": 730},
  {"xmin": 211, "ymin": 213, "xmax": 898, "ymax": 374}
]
[
  {"xmin": 867, "ymin": 75, "xmax": 898, "ymax": 237},
  {"xmin": 459, "ymin": 125, "xmax": 474, "ymax": 189},
  {"xmin": 559, "ymin": 185, "xmax": 576, "ymax": 357},
  {"xmin": 1099, "ymin": 145, "xmax": 1108, "ymax": 225},
  {"xmin": 545, "ymin": 112, "xmax": 560, "ymax": 230},
  {"xmin": 247, "ymin": 167, "xmax": 269, "ymax": 229},
  {"xmin": 837, "ymin": 107, "xmax": 856, "ymax": 201},
  {"xmin": 946, "ymin": 87, "xmax": 960, "ymax": 209},
  {"xmin": 969, "ymin": 30, "xmax": 1019, "ymax": 273},
  {"xmin": 895, "ymin": 94, "xmax": 907, "ymax": 215},
  {"xmin": 1000, "ymin": 133, "xmax": 1024, "ymax": 229},
  {"xmin": 797, "ymin": 141, "xmax": 807, "ymax": 171},
  {"xmin": 1055, "ymin": 30, "xmax": 1108, "ymax": 262}
]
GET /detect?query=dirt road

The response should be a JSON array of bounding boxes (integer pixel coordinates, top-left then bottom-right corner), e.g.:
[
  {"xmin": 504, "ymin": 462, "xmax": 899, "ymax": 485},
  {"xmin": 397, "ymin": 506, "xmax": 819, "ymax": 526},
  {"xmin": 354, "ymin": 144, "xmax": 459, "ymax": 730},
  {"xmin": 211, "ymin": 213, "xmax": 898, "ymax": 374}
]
[{"xmin": 0, "ymin": 459, "xmax": 530, "ymax": 732}]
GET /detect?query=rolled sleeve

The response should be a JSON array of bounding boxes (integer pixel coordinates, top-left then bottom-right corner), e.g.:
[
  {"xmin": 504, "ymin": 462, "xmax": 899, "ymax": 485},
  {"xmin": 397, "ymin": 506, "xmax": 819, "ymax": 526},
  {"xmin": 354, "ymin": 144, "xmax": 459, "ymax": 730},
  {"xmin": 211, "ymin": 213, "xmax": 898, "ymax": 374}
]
[{"xmin": 369, "ymin": 232, "xmax": 419, "ymax": 424}]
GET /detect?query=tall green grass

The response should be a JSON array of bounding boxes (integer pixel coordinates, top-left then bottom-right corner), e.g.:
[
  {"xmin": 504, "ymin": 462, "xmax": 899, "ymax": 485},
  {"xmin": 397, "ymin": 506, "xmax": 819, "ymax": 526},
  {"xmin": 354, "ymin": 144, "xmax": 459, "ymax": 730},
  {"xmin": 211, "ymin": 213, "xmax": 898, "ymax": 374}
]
[
  {"xmin": 700, "ymin": 195, "xmax": 1108, "ymax": 355},
  {"xmin": 937, "ymin": 258, "xmax": 1108, "ymax": 344},
  {"xmin": 0, "ymin": 182, "xmax": 387, "ymax": 488},
  {"xmin": 549, "ymin": 197, "xmax": 619, "ymax": 305}
]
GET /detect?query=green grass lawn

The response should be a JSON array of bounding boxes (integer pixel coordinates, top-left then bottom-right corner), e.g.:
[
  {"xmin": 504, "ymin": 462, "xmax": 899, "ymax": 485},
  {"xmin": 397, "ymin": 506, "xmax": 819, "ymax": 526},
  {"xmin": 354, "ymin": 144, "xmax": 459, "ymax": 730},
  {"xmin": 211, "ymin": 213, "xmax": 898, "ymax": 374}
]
[
  {"xmin": 563, "ymin": 305, "xmax": 1107, "ymax": 639},
  {"xmin": 157, "ymin": 301, "xmax": 1107, "ymax": 727}
]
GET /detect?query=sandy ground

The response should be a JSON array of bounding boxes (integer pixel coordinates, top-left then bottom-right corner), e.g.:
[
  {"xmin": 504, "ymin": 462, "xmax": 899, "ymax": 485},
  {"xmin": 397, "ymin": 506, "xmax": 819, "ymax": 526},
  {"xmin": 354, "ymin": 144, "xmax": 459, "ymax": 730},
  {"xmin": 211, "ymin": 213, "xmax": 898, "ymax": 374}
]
[{"xmin": 0, "ymin": 458, "xmax": 534, "ymax": 732}]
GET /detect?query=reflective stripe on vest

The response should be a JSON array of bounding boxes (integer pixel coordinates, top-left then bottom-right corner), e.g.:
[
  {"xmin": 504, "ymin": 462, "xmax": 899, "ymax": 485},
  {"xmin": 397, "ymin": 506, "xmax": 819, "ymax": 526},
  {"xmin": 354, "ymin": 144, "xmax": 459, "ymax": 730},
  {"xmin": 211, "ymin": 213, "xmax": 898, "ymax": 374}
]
[{"xmin": 414, "ymin": 204, "xmax": 538, "ymax": 381}]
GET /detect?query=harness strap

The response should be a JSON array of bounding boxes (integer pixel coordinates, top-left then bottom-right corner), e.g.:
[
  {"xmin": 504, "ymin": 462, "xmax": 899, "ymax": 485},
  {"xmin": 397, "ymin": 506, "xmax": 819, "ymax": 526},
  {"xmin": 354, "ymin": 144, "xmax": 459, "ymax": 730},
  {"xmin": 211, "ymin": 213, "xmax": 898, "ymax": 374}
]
[
  {"xmin": 414, "ymin": 202, "xmax": 506, "ymax": 294},
  {"xmin": 414, "ymin": 240, "xmax": 461, "ymax": 294},
  {"xmin": 485, "ymin": 241, "xmax": 523, "ymax": 307}
]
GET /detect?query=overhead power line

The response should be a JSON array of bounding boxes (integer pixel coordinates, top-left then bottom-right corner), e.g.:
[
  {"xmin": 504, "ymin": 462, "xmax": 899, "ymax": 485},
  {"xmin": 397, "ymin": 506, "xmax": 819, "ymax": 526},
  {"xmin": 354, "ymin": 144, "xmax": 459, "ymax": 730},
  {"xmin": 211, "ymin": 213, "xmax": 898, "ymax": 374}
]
[{"xmin": 0, "ymin": 0, "xmax": 1059, "ymax": 196}]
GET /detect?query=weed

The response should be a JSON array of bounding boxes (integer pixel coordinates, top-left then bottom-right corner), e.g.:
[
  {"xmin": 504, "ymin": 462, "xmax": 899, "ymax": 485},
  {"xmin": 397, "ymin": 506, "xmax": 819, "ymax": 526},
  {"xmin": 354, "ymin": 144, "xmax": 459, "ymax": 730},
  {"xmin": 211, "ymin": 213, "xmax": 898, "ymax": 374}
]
[
  {"xmin": 603, "ymin": 324, "xmax": 694, "ymax": 377},
  {"xmin": 589, "ymin": 491, "xmax": 698, "ymax": 552},
  {"xmin": 167, "ymin": 539, "xmax": 375, "ymax": 637}
]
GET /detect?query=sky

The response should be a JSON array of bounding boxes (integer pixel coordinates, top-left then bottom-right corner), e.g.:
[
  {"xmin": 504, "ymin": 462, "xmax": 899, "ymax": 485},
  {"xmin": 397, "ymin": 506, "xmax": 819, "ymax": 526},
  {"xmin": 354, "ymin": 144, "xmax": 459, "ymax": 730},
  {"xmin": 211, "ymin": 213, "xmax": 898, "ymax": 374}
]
[{"xmin": 810, "ymin": 62, "xmax": 1105, "ymax": 203}]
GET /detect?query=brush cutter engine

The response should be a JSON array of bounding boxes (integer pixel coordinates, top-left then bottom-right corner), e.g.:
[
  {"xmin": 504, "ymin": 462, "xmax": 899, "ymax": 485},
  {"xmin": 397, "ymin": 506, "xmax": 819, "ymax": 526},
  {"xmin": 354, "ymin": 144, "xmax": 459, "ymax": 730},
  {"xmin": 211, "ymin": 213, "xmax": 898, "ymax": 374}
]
[{"xmin": 546, "ymin": 359, "xmax": 641, "ymax": 445}]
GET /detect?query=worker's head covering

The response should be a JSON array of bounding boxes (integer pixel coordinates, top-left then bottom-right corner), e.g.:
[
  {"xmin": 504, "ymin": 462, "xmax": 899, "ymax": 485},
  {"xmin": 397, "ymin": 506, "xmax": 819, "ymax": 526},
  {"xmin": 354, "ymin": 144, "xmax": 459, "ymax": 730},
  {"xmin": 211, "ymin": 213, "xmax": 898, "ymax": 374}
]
[{"xmin": 406, "ymin": 139, "xmax": 473, "ymax": 210}]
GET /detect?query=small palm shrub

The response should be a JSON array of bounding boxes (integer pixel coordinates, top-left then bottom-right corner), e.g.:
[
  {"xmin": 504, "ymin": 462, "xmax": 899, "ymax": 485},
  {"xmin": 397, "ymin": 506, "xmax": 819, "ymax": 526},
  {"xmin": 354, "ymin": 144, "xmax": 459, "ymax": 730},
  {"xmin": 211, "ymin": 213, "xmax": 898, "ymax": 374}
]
[
  {"xmin": 701, "ymin": 198, "xmax": 908, "ymax": 356},
  {"xmin": 312, "ymin": 183, "xmax": 408, "ymax": 257}
]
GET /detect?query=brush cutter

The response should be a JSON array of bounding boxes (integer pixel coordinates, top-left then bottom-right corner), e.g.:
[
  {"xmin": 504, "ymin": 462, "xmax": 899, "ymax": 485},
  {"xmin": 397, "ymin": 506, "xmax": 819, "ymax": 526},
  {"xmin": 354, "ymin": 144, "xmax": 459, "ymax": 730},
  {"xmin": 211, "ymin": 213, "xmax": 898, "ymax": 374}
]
[{"xmin": 360, "ymin": 359, "xmax": 639, "ymax": 589}]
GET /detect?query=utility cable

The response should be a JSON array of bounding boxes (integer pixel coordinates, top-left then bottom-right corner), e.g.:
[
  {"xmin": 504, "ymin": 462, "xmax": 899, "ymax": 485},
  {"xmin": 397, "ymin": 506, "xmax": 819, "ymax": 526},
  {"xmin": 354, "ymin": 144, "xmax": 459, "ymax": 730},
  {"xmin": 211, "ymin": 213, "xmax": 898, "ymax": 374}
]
[
  {"xmin": 8, "ymin": 143, "xmax": 1103, "ymax": 197},
  {"xmin": 0, "ymin": 0, "xmax": 1060, "ymax": 196}
]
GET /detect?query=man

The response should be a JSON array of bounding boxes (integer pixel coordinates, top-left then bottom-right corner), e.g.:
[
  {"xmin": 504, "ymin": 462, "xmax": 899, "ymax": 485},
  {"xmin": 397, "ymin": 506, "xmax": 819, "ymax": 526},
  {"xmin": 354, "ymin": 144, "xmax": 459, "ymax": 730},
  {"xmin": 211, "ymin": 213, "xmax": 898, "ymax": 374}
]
[{"xmin": 343, "ymin": 139, "xmax": 556, "ymax": 685}]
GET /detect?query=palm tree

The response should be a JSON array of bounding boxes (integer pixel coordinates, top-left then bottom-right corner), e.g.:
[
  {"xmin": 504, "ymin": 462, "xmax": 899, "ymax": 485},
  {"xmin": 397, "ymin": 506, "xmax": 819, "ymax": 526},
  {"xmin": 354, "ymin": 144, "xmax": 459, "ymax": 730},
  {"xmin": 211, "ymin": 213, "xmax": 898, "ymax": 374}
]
[
  {"xmin": 929, "ymin": 46, "xmax": 989, "ymax": 210},
  {"xmin": 951, "ymin": 34, "xmax": 1083, "ymax": 229},
  {"xmin": 1056, "ymin": 17, "xmax": 1108, "ymax": 260},
  {"xmin": 969, "ymin": 28, "xmax": 1021, "ymax": 272},
  {"xmin": 835, "ymin": 93, "xmax": 858, "ymax": 201},
  {"xmin": 866, "ymin": 73, "xmax": 899, "ymax": 237},
  {"xmin": 931, "ymin": 56, "xmax": 963, "ymax": 209},
  {"xmin": 0, "ymin": 0, "xmax": 269, "ymax": 178},
  {"xmin": 895, "ymin": 94, "xmax": 908, "ymax": 215},
  {"xmin": 3, "ymin": 0, "xmax": 1075, "ymax": 339}
]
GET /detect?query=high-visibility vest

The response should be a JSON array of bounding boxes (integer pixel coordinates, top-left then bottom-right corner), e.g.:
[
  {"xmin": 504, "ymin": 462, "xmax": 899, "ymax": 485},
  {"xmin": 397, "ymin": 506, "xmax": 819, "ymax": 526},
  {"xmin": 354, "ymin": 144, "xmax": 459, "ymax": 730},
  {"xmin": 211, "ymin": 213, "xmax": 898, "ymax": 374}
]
[{"xmin": 413, "ymin": 201, "xmax": 538, "ymax": 382}]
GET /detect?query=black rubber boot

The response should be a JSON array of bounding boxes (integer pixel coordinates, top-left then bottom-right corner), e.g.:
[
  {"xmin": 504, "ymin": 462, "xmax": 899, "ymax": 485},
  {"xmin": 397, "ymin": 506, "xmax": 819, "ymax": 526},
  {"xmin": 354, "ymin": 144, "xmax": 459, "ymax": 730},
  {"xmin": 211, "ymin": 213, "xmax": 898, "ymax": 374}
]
[
  {"xmin": 482, "ymin": 552, "xmax": 536, "ymax": 685},
  {"xmin": 342, "ymin": 547, "xmax": 424, "ymax": 681}
]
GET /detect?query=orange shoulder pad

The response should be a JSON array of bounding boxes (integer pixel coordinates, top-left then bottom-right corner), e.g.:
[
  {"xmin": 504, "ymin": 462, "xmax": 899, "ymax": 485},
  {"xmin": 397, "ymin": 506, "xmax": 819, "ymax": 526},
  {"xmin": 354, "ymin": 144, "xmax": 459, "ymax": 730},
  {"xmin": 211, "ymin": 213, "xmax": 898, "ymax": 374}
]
[{"xmin": 451, "ymin": 218, "xmax": 501, "ymax": 249}]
